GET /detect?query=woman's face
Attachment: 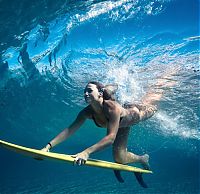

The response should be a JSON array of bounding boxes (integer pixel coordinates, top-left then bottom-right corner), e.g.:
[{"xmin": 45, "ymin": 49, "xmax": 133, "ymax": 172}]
[{"xmin": 84, "ymin": 83, "xmax": 101, "ymax": 103}]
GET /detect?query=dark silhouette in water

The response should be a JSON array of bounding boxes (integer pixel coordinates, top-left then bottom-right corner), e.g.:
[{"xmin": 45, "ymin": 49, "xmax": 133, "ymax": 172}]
[
  {"xmin": 0, "ymin": 53, "xmax": 8, "ymax": 75},
  {"xmin": 18, "ymin": 43, "xmax": 39, "ymax": 80}
]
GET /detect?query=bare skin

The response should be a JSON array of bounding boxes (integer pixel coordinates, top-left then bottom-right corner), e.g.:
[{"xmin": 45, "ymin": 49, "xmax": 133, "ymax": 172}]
[{"xmin": 42, "ymin": 70, "xmax": 177, "ymax": 168}]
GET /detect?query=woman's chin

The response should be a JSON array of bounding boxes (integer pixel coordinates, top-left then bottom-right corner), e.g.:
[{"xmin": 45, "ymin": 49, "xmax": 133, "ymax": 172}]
[{"xmin": 85, "ymin": 98, "xmax": 92, "ymax": 104}]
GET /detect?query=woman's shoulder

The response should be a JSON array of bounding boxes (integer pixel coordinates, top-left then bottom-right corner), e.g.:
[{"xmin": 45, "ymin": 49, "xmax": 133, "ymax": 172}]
[
  {"xmin": 103, "ymin": 99, "xmax": 117, "ymax": 106},
  {"xmin": 80, "ymin": 105, "xmax": 93, "ymax": 118},
  {"xmin": 103, "ymin": 100, "xmax": 122, "ymax": 113}
]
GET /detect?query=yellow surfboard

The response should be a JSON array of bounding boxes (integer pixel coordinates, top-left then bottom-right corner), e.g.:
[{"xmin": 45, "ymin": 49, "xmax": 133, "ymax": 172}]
[{"xmin": 0, "ymin": 139, "xmax": 152, "ymax": 174}]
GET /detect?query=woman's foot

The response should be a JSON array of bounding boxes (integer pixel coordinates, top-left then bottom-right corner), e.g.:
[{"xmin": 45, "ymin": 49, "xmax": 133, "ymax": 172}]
[{"xmin": 140, "ymin": 154, "xmax": 150, "ymax": 170}]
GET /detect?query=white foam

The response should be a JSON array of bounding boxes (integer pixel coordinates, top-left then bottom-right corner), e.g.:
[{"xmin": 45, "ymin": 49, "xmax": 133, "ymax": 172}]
[
  {"xmin": 105, "ymin": 63, "xmax": 144, "ymax": 104},
  {"xmin": 155, "ymin": 111, "xmax": 200, "ymax": 140}
]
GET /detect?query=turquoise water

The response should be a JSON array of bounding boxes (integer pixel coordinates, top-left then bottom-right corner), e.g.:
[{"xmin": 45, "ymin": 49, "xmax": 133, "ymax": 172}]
[{"xmin": 0, "ymin": 0, "xmax": 199, "ymax": 193}]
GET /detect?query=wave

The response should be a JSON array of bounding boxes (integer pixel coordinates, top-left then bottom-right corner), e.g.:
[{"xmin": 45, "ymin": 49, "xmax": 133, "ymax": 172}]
[
  {"xmin": 1, "ymin": 0, "xmax": 171, "ymax": 66},
  {"xmin": 0, "ymin": 0, "xmax": 199, "ymax": 144}
]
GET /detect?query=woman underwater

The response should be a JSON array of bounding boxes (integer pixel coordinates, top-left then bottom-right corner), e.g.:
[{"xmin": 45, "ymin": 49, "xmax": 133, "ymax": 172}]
[{"xmin": 42, "ymin": 73, "xmax": 176, "ymax": 187}]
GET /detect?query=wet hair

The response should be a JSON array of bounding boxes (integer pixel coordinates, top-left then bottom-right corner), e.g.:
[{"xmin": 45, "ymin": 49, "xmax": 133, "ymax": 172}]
[{"xmin": 87, "ymin": 81, "xmax": 115, "ymax": 101}]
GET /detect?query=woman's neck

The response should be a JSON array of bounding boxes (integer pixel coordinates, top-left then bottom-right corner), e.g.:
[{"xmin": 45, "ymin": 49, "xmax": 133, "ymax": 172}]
[{"xmin": 91, "ymin": 98, "xmax": 104, "ymax": 114}]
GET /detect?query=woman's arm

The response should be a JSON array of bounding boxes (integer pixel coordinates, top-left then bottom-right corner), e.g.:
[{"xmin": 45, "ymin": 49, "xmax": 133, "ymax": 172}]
[
  {"xmin": 73, "ymin": 106, "xmax": 120, "ymax": 165},
  {"xmin": 42, "ymin": 108, "xmax": 88, "ymax": 152}
]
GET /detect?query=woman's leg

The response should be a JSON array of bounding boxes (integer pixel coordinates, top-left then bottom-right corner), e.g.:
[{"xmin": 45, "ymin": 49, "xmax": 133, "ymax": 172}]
[
  {"xmin": 112, "ymin": 127, "xmax": 149, "ymax": 169},
  {"xmin": 137, "ymin": 104, "xmax": 158, "ymax": 122},
  {"xmin": 141, "ymin": 67, "xmax": 179, "ymax": 105},
  {"xmin": 112, "ymin": 128, "xmax": 149, "ymax": 187}
]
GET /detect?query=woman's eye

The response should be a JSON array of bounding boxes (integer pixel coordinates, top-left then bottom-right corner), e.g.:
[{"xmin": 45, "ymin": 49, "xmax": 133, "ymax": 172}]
[
  {"xmin": 84, "ymin": 89, "xmax": 93, "ymax": 93},
  {"xmin": 88, "ymin": 89, "xmax": 93, "ymax": 93}
]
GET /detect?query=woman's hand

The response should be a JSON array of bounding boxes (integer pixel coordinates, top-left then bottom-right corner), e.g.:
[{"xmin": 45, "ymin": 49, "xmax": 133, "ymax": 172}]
[
  {"xmin": 34, "ymin": 145, "xmax": 50, "ymax": 160},
  {"xmin": 72, "ymin": 151, "xmax": 89, "ymax": 166},
  {"xmin": 41, "ymin": 145, "xmax": 51, "ymax": 152}
]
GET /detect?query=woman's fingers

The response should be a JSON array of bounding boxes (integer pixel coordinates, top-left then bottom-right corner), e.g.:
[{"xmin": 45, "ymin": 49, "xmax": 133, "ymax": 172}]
[
  {"xmin": 73, "ymin": 157, "xmax": 86, "ymax": 166},
  {"xmin": 81, "ymin": 159, "xmax": 86, "ymax": 165},
  {"xmin": 72, "ymin": 151, "xmax": 88, "ymax": 166}
]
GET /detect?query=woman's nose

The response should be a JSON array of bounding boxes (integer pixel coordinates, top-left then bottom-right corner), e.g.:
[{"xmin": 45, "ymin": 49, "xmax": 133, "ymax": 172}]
[{"xmin": 85, "ymin": 92, "xmax": 89, "ymax": 96}]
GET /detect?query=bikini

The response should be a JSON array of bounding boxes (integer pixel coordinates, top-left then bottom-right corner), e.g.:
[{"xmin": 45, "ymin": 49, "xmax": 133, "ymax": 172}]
[
  {"xmin": 92, "ymin": 114, "xmax": 123, "ymax": 128},
  {"xmin": 92, "ymin": 115, "xmax": 104, "ymax": 127},
  {"xmin": 92, "ymin": 102, "xmax": 155, "ymax": 127},
  {"xmin": 92, "ymin": 100, "xmax": 123, "ymax": 127}
]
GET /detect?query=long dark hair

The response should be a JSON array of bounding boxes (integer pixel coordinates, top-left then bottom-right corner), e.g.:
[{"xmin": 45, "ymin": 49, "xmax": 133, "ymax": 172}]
[{"xmin": 87, "ymin": 81, "xmax": 116, "ymax": 101}]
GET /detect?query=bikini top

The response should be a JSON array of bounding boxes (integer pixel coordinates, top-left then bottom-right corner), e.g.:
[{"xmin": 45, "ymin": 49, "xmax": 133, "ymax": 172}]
[
  {"xmin": 91, "ymin": 100, "xmax": 123, "ymax": 128},
  {"xmin": 92, "ymin": 114, "xmax": 123, "ymax": 128},
  {"xmin": 92, "ymin": 115, "xmax": 104, "ymax": 127}
]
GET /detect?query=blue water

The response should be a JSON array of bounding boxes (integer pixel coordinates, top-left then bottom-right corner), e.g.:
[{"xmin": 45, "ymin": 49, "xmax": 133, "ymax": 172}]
[{"xmin": 0, "ymin": 0, "xmax": 199, "ymax": 193}]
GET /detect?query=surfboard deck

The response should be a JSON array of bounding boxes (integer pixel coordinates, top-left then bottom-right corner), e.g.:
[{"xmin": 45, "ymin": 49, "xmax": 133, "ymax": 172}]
[{"xmin": 0, "ymin": 139, "xmax": 152, "ymax": 174}]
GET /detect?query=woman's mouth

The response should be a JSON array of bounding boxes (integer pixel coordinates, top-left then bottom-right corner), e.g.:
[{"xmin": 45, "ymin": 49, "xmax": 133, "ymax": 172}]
[{"xmin": 85, "ymin": 96, "xmax": 91, "ymax": 102}]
